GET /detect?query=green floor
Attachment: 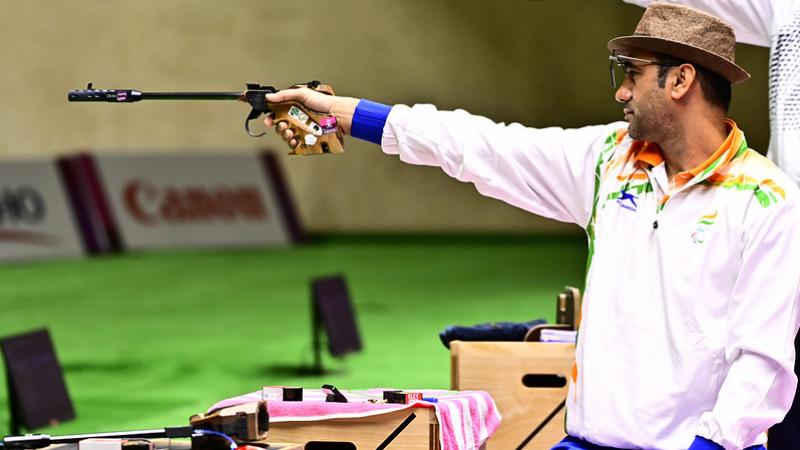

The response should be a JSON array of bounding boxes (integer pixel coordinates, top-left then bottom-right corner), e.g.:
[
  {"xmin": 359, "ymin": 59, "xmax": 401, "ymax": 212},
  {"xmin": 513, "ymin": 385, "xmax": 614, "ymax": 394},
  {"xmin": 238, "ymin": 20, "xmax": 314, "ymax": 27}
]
[{"xmin": 0, "ymin": 234, "xmax": 586, "ymax": 436}]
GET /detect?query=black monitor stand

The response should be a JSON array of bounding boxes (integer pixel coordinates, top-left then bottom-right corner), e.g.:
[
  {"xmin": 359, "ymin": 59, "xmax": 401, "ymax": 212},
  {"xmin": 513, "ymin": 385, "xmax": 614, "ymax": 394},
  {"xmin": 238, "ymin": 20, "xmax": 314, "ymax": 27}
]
[
  {"xmin": 308, "ymin": 275, "xmax": 362, "ymax": 374},
  {"xmin": 1, "ymin": 329, "xmax": 75, "ymax": 434}
]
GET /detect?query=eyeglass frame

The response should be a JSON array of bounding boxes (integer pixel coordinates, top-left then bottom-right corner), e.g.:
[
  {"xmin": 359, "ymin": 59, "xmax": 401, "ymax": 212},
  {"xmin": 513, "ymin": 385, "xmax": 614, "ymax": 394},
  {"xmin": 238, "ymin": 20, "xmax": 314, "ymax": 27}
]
[{"xmin": 608, "ymin": 53, "xmax": 683, "ymax": 88}]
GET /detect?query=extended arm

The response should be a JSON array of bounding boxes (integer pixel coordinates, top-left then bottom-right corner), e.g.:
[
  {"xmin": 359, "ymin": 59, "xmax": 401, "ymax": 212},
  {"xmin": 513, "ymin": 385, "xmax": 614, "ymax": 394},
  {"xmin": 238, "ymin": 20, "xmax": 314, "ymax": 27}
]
[
  {"xmin": 379, "ymin": 103, "xmax": 622, "ymax": 226},
  {"xmin": 265, "ymin": 88, "xmax": 626, "ymax": 227}
]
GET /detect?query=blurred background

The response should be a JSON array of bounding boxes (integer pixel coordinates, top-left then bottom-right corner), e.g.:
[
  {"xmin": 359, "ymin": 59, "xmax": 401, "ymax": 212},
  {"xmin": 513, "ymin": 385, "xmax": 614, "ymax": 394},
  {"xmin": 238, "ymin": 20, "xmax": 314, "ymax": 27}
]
[
  {"xmin": 0, "ymin": 0, "xmax": 770, "ymax": 233},
  {"xmin": 0, "ymin": 0, "xmax": 769, "ymax": 438}
]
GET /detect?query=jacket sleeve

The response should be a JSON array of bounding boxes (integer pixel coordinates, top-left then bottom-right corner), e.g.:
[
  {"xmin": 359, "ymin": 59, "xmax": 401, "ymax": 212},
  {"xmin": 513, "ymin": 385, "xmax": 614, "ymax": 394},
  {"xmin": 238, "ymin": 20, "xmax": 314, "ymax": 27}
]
[
  {"xmin": 621, "ymin": 0, "xmax": 774, "ymax": 47},
  {"xmin": 380, "ymin": 103, "xmax": 626, "ymax": 228},
  {"xmin": 696, "ymin": 199, "xmax": 800, "ymax": 450}
]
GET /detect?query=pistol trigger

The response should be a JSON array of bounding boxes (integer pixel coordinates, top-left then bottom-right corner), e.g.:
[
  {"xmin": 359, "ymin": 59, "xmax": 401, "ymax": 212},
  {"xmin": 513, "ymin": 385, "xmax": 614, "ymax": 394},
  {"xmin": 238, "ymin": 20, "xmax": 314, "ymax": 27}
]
[{"xmin": 245, "ymin": 108, "xmax": 266, "ymax": 137}]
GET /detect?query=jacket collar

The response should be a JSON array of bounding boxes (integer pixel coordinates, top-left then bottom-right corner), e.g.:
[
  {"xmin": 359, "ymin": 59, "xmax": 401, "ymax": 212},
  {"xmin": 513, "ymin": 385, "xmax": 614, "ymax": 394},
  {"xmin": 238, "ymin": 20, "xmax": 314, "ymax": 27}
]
[{"xmin": 631, "ymin": 119, "xmax": 747, "ymax": 188}]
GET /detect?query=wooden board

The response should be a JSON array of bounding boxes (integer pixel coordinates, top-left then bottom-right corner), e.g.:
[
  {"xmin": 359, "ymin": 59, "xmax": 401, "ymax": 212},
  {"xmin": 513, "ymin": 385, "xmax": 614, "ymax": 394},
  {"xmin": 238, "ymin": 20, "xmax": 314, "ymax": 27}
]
[
  {"xmin": 268, "ymin": 407, "xmax": 440, "ymax": 450},
  {"xmin": 450, "ymin": 341, "xmax": 575, "ymax": 450}
]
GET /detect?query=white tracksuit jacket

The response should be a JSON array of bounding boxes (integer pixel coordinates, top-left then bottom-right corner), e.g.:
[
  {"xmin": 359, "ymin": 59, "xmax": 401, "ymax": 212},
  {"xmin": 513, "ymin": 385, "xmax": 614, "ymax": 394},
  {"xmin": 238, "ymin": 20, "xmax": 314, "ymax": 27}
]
[{"xmin": 380, "ymin": 104, "xmax": 800, "ymax": 450}]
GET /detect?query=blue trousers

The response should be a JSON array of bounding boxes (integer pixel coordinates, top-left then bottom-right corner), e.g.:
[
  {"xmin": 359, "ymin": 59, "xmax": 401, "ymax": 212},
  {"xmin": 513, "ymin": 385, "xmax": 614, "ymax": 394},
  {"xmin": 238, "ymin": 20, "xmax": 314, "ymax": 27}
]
[{"xmin": 551, "ymin": 435, "xmax": 767, "ymax": 450}]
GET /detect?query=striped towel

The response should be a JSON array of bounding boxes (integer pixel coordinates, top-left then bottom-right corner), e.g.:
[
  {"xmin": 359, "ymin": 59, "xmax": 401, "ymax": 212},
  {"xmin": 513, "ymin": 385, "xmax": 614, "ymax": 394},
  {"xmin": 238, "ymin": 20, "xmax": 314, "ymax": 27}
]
[{"xmin": 208, "ymin": 387, "xmax": 501, "ymax": 450}]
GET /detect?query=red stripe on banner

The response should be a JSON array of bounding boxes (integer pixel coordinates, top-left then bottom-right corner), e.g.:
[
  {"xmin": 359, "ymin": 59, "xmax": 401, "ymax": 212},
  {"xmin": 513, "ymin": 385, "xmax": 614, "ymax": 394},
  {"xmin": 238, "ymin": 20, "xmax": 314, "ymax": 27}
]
[{"xmin": 0, "ymin": 229, "xmax": 60, "ymax": 246}]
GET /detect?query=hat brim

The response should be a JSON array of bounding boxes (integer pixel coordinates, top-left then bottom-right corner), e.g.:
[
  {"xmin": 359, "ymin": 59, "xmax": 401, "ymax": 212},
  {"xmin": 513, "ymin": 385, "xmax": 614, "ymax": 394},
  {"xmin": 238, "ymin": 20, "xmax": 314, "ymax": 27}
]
[{"xmin": 608, "ymin": 35, "xmax": 750, "ymax": 85}]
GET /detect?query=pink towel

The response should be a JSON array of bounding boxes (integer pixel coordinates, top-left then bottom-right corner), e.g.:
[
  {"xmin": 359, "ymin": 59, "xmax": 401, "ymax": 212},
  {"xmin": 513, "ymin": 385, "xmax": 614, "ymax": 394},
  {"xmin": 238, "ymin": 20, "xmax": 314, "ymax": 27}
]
[{"xmin": 208, "ymin": 388, "xmax": 501, "ymax": 450}]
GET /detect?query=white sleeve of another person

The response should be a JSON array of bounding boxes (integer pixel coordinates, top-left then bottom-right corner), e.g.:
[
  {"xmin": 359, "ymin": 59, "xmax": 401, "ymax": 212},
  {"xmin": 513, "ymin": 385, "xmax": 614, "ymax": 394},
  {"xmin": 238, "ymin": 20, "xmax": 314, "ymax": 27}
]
[{"xmin": 621, "ymin": 0, "xmax": 773, "ymax": 47}]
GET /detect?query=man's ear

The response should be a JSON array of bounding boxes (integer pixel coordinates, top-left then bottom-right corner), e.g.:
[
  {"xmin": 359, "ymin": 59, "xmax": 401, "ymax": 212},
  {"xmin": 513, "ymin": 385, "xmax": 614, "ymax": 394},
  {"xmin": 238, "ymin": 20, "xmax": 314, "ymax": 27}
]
[{"xmin": 670, "ymin": 63, "xmax": 697, "ymax": 100}]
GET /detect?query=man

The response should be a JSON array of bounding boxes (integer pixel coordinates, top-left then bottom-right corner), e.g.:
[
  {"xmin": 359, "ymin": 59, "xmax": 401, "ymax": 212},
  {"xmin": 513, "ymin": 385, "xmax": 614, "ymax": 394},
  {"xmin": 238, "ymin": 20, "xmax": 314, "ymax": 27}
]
[
  {"xmin": 265, "ymin": 3, "xmax": 800, "ymax": 450},
  {"xmin": 619, "ymin": 3, "xmax": 800, "ymax": 447}
]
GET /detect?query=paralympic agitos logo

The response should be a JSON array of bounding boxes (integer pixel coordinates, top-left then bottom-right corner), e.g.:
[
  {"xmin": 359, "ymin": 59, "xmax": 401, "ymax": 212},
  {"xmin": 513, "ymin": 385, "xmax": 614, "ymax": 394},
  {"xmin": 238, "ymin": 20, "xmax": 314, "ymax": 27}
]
[{"xmin": 123, "ymin": 179, "xmax": 269, "ymax": 225}]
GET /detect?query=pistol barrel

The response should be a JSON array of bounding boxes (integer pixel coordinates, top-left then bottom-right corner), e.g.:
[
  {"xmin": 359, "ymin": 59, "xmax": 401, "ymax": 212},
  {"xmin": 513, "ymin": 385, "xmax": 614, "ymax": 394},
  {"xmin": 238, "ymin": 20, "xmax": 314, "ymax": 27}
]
[
  {"xmin": 142, "ymin": 92, "xmax": 243, "ymax": 100},
  {"xmin": 67, "ymin": 88, "xmax": 243, "ymax": 103}
]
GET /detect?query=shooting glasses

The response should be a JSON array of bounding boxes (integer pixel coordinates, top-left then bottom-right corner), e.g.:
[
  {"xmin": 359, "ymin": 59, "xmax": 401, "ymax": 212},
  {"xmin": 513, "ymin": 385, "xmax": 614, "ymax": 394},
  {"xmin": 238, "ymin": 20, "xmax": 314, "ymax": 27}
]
[{"xmin": 608, "ymin": 53, "xmax": 682, "ymax": 88}]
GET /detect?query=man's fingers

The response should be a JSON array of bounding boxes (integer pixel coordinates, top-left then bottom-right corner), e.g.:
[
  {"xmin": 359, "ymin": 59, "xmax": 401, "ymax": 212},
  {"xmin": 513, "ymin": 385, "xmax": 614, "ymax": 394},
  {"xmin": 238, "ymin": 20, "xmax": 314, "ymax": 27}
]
[
  {"xmin": 262, "ymin": 118, "xmax": 288, "ymax": 133},
  {"xmin": 265, "ymin": 88, "xmax": 310, "ymax": 104},
  {"xmin": 262, "ymin": 86, "xmax": 338, "ymax": 150},
  {"xmin": 265, "ymin": 87, "xmax": 334, "ymax": 116},
  {"xmin": 277, "ymin": 122, "xmax": 295, "ymax": 147}
]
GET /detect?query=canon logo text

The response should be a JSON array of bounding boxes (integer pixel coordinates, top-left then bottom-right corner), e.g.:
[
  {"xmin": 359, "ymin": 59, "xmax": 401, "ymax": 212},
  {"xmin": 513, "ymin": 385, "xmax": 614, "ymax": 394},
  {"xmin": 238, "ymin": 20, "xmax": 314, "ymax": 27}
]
[{"xmin": 123, "ymin": 179, "xmax": 268, "ymax": 225}]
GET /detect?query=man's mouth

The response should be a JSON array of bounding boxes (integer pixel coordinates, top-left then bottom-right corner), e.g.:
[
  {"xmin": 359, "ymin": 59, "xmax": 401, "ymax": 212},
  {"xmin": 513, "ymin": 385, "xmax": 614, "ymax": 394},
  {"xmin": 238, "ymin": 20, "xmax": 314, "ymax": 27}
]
[{"xmin": 623, "ymin": 107, "xmax": 634, "ymax": 117}]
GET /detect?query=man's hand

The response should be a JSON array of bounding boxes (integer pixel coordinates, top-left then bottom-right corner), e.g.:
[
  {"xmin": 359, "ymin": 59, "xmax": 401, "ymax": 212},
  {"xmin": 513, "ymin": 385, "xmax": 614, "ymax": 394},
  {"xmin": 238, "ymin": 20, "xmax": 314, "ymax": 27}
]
[{"xmin": 265, "ymin": 87, "xmax": 359, "ymax": 149}]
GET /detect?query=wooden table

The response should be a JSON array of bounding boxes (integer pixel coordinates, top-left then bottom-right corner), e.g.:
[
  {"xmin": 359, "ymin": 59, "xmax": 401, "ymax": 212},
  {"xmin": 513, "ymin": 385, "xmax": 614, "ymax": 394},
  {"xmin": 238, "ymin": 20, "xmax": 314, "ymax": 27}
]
[{"xmin": 268, "ymin": 407, "xmax": 440, "ymax": 450}]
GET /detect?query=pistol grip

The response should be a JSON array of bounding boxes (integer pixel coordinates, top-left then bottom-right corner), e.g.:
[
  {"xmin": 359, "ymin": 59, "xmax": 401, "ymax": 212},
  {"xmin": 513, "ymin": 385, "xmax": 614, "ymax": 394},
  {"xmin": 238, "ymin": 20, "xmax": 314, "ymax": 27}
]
[{"xmin": 269, "ymin": 101, "xmax": 344, "ymax": 155}]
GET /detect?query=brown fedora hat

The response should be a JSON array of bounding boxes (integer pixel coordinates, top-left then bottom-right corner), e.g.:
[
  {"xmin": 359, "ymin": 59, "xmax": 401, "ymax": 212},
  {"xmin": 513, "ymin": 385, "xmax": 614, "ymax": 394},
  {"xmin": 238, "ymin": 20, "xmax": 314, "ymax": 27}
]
[{"xmin": 608, "ymin": 2, "xmax": 750, "ymax": 84}]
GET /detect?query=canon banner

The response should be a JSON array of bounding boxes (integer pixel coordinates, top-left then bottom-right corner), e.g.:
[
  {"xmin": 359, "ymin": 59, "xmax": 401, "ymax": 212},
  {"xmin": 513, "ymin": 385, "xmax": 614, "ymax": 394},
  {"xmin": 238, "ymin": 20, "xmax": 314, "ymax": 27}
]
[
  {"xmin": 0, "ymin": 160, "xmax": 85, "ymax": 261},
  {"xmin": 92, "ymin": 152, "xmax": 295, "ymax": 250}
]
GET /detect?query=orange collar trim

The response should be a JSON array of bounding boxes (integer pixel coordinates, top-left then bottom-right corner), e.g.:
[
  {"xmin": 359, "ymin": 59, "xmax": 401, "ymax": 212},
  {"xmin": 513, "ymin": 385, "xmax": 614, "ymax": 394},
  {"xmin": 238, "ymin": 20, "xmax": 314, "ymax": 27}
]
[
  {"xmin": 685, "ymin": 119, "xmax": 740, "ymax": 175},
  {"xmin": 631, "ymin": 119, "xmax": 742, "ymax": 183},
  {"xmin": 631, "ymin": 141, "xmax": 664, "ymax": 167}
]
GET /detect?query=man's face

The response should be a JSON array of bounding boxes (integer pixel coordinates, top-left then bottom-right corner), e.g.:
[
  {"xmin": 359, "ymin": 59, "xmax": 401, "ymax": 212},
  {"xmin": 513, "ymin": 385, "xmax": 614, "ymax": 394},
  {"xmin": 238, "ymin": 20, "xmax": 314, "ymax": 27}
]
[{"xmin": 613, "ymin": 50, "xmax": 673, "ymax": 142}]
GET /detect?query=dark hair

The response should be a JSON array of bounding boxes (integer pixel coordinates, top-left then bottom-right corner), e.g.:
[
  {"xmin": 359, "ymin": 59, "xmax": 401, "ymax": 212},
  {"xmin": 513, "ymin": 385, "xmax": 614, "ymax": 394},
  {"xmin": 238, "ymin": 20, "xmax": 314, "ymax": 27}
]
[{"xmin": 656, "ymin": 55, "xmax": 731, "ymax": 112}]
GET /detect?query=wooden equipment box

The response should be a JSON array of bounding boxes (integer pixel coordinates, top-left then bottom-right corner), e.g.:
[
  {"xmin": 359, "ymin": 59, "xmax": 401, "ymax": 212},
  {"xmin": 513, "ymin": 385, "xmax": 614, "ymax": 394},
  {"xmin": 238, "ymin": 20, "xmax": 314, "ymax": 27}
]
[{"xmin": 450, "ymin": 341, "xmax": 575, "ymax": 450}]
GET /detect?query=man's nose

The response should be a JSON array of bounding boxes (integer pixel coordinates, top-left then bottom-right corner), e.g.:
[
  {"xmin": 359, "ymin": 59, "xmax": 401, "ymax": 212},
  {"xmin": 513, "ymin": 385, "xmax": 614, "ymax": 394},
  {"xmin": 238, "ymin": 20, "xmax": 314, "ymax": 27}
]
[{"xmin": 615, "ymin": 82, "xmax": 632, "ymax": 104}]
